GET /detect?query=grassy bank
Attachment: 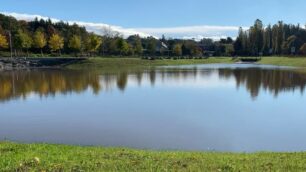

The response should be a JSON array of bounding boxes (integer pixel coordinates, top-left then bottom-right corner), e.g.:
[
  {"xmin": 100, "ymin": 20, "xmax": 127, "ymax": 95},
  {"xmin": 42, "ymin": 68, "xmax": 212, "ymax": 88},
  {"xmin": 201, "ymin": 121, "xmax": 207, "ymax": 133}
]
[
  {"xmin": 66, "ymin": 56, "xmax": 306, "ymax": 70},
  {"xmin": 259, "ymin": 57, "xmax": 306, "ymax": 67},
  {"xmin": 67, "ymin": 57, "xmax": 234, "ymax": 70},
  {"xmin": 1, "ymin": 142, "xmax": 305, "ymax": 171}
]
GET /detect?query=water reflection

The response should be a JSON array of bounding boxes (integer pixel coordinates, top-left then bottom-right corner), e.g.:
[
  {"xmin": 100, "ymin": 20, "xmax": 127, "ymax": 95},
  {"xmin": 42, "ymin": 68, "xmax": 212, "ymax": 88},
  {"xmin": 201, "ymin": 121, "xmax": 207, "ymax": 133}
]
[
  {"xmin": 2, "ymin": 64, "xmax": 306, "ymax": 152},
  {"xmin": 219, "ymin": 68, "xmax": 306, "ymax": 98},
  {"xmin": 0, "ymin": 70, "xmax": 101, "ymax": 102},
  {"xmin": 0, "ymin": 65, "xmax": 306, "ymax": 102}
]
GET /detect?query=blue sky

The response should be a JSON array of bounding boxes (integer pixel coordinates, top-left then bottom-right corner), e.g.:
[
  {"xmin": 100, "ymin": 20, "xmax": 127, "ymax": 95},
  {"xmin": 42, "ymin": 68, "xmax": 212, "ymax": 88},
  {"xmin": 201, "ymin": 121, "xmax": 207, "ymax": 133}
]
[{"xmin": 1, "ymin": 0, "xmax": 305, "ymax": 39}]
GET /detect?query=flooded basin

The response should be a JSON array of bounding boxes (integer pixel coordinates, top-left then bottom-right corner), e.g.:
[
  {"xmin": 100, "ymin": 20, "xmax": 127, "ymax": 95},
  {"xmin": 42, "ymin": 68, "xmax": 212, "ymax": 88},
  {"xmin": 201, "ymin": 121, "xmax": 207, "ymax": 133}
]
[{"xmin": 1, "ymin": 64, "xmax": 306, "ymax": 152}]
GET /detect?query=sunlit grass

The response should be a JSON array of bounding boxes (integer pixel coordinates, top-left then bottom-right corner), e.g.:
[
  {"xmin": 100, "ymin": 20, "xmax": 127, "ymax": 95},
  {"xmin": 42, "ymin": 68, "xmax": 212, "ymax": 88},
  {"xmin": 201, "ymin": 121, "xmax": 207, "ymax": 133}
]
[
  {"xmin": 1, "ymin": 142, "xmax": 306, "ymax": 171},
  {"xmin": 259, "ymin": 56, "xmax": 306, "ymax": 67},
  {"xmin": 67, "ymin": 56, "xmax": 306, "ymax": 70},
  {"xmin": 66, "ymin": 57, "xmax": 234, "ymax": 70}
]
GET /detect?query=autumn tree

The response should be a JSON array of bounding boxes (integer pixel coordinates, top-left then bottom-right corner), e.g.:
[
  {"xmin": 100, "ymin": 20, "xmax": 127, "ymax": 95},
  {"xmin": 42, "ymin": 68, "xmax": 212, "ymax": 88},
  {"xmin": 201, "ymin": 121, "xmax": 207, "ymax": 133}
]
[
  {"xmin": 173, "ymin": 43, "xmax": 182, "ymax": 56},
  {"xmin": 48, "ymin": 33, "xmax": 64, "ymax": 56},
  {"xmin": 85, "ymin": 34, "xmax": 102, "ymax": 56},
  {"xmin": 33, "ymin": 30, "xmax": 47, "ymax": 56},
  {"xmin": 68, "ymin": 35, "xmax": 82, "ymax": 56},
  {"xmin": 0, "ymin": 34, "xmax": 8, "ymax": 50},
  {"xmin": 15, "ymin": 30, "xmax": 33, "ymax": 57}
]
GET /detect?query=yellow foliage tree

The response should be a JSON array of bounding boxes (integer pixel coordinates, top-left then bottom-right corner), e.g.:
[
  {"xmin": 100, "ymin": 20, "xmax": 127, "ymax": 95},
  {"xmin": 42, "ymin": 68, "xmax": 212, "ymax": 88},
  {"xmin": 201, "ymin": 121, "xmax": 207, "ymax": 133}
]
[
  {"xmin": 0, "ymin": 34, "xmax": 9, "ymax": 49},
  {"xmin": 48, "ymin": 34, "xmax": 64, "ymax": 56},
  {"xmin": 85, "ymin": 34, "xmax": 102, "ymax": 56},
  {"xmin": 68, "ymin": 35, "xmax": 82, "ymax": 56},
  {"xmin": 33, "ymin": 30, "xmax": 47, "ymax": 56},
  {"xmin": 172, "ymin": 43, "xmax": 182, "ymax": 56}
]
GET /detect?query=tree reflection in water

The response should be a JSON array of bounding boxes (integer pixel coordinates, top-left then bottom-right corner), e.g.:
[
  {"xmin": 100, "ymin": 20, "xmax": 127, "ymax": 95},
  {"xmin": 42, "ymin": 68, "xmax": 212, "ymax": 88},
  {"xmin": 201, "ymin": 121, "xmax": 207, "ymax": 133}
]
[{"xmin": 0, "ymin": 67, "xmax": 306, "ymax": 102}]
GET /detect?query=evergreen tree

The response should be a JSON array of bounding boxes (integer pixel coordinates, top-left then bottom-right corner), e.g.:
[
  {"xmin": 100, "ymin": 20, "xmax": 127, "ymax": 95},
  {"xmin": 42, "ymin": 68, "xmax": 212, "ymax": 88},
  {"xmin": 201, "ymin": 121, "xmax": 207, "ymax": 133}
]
[{"xmin": 234, "ymin": 27, "xmax": 244, "ymax": 55}]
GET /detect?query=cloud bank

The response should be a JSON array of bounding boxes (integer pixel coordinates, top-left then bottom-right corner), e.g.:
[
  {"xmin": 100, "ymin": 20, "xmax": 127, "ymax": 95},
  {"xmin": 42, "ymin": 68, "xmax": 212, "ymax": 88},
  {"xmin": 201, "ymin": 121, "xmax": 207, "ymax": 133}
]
[{"xmin": 1, "ymin": 12, "xmax": 242, "ymax": 40}]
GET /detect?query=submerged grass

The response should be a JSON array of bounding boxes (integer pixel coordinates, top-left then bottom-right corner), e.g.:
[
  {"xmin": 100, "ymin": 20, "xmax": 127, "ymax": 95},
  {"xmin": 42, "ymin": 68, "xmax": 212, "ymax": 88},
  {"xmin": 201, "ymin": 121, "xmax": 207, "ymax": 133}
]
[{"xmin": 1, "ymin": 142, "xmax": 306, "ymax": 171}]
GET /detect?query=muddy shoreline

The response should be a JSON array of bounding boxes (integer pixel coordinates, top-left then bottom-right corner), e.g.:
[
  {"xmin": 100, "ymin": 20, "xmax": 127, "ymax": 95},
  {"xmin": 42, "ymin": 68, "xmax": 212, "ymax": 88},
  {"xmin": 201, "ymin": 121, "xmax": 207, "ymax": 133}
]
[{"xmin": 0, "ymin": 57, "xmax": 86, "ymax": 70}]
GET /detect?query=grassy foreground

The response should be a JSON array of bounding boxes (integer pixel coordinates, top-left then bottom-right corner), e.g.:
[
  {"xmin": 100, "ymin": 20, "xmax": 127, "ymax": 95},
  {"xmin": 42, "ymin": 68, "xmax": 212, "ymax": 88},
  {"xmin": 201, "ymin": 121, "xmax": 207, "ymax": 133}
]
[{"xmin": 1, "ymin": 142, "xmax": 306, "ymax": 171}]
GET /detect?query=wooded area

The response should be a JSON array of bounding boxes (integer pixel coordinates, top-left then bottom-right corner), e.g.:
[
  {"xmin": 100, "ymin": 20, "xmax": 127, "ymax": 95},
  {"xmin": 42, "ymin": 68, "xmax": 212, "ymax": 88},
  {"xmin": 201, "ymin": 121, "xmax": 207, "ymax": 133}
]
[{"xmin": 1, "ymin": 14, "xmax": 306, "ymax": 57}]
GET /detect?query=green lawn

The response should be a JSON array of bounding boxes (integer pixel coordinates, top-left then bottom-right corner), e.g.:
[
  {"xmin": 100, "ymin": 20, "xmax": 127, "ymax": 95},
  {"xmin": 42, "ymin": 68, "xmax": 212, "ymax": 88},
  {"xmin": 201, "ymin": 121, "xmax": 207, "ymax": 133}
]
[
  {"xmin": 66, "ymin": 56, "xmax": 306, "ymax": 70},
  {"xmin": 66, "ymin": 57, "xmax": 234, "ymax": 70},
  {"xmin": 259, "ymin": 56, "xmax": 306, "ymax": 67},
  {"xmin": 1, "ymin": 142, "xmax": 306, "ymax": 171}
]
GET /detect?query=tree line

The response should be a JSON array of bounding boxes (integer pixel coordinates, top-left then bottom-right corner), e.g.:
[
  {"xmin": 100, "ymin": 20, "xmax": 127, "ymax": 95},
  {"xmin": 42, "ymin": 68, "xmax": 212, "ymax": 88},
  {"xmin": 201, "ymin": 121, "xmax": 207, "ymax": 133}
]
[
  {"xmin": 0, "ymin": 14, "xmax": 235, "ymax": 58},
  {"xmin": 234, "ymin": 19, "xmax": 306, "ymax": 56},
  {"xmin": 1, "ymin": 14, "xmax": 306, "ymax": 58},
  {"xmin": 0, "ymin": 14, "xmax": 103, "ymax": 57}
]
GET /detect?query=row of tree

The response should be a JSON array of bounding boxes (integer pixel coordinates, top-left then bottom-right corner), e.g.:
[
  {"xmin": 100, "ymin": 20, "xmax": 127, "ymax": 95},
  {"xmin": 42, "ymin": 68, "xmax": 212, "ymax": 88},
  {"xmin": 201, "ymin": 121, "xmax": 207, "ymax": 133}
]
[
  {"xmin": 2, "ymin": 14, "xmax": 306, "ymax": 58},
  {"xmin": 0, "ymin": 15, "xmax": 103, "ymax": 57},
  {"xmin": 234, "ymin": 19, "xmax": 306, "ymax": 56},
  {"xmin": 0, "ymin": 14, "xmax": 235, "ymax": 57}
]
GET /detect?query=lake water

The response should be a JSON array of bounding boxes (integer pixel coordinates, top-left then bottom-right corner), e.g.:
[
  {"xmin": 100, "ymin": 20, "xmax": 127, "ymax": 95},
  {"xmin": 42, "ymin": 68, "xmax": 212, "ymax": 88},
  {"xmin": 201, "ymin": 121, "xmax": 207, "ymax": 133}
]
[{"xmin": 1, "ymin": 64, "xmax": 306, "ymax": 152}]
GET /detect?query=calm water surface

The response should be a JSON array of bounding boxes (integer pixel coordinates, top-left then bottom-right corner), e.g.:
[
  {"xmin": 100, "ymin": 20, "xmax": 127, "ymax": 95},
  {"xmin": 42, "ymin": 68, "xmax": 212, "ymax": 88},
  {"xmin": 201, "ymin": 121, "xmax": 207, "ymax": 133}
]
[{"xmin": 1, "ymin": 64, "xmax": 306, "ymax": 152}]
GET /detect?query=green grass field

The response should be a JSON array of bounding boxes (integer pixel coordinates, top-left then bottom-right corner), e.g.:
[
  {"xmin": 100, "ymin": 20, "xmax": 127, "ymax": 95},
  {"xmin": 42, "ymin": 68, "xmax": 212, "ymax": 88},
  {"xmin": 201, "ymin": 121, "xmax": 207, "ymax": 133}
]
[
  {"xmin": 66, "ymin": 56, "xmax": 306, "ymax": 70},
  {"xmin": 259, "ymin": 56, "xmax": 306, "ymax": 67},
  {"xmin": 1, "ymin": 142, "xmax": 306, "ymax": 171},
  {"xmin": 66, "ymin": 57, "xmax": 234, "ymax": 70}
]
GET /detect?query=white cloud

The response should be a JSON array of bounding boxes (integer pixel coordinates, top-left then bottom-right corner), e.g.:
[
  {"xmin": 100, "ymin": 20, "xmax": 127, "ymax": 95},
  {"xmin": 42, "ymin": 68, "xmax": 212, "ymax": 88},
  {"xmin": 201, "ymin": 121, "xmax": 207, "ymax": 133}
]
[
  {"xmin": 137, "ymin": 26, "xmax": 239, "ymax": 35},
  {"xmin": 1, "ymin": 12, "xmax": 243, "ymax": 40},
  {"xmin": 182, "ymin": 35, "xmax": 231, "ymax": 41},
  {"xmin": 137, "ymin": 25, "xmax": 248, "ymax": 41},
  {"xmin": 0, "ymin": 12, "xmax": 151, "ymax": 38}
]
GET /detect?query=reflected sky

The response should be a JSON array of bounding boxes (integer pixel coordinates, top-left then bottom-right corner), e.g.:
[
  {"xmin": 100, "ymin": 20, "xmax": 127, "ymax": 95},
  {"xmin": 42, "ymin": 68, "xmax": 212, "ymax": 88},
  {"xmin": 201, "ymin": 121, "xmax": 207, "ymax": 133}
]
[{"xmin": 1, "ymin": 64, "xmax": 306, "ymax": 152}]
